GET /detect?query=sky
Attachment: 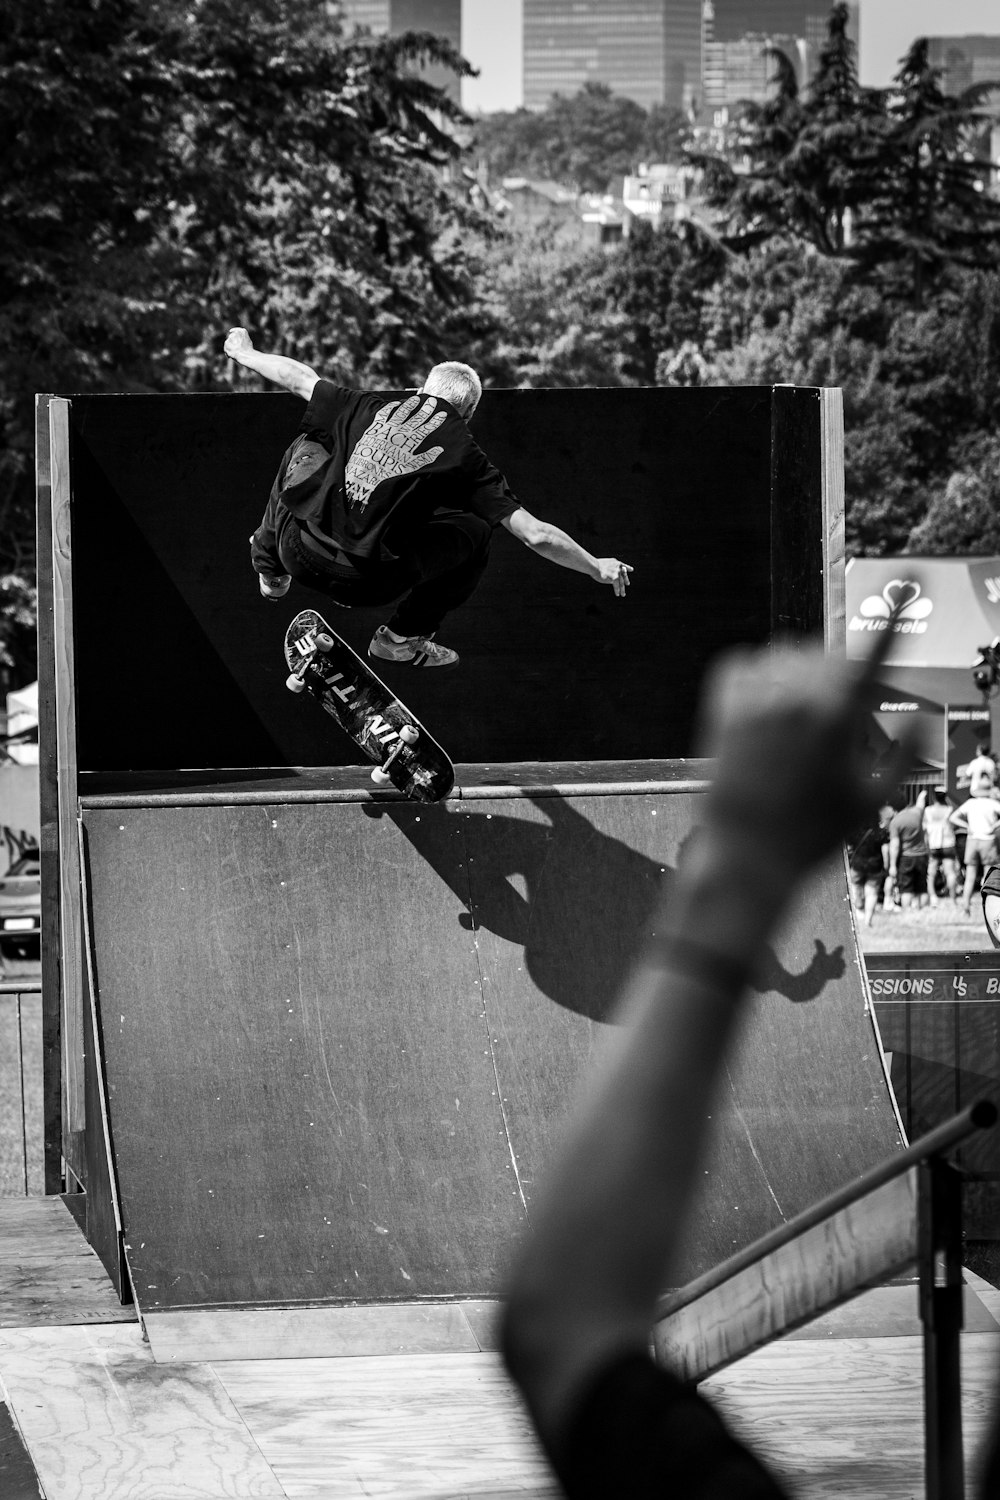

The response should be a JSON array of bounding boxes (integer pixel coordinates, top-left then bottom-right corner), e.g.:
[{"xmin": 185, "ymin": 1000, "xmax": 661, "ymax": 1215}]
[{"xmin": 460, "ymin": 0, "xmax": 1000, "ymax": 113}]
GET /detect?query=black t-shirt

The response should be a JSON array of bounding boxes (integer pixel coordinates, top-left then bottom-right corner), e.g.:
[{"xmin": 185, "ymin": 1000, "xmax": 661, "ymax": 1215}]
[
  {"xmin": 849, "ymin": 822, "xmax": 887, "ymax": 879},
  {"xmin": 552, "ymin": 1352, "xmax": 790, "ymax": 1499},
  {"xmin": 275, "ymin": 379, "xmax": 520, "ymax": 563}
]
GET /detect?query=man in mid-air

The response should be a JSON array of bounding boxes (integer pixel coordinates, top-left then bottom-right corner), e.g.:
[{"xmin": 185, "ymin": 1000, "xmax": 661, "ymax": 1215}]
[{"xmin": 225, "ymin": 328, "xmax": 633, "ymax": 668}]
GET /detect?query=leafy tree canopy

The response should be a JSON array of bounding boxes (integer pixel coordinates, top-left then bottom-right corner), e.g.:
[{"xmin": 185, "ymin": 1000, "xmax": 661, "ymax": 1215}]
[
  {"xmin": 693, "ymin": 3, "xmax": 1000, "ymax": 304},
  {"xmin": 472, "ymin": 82, "xmax": 690, "ymax": 193},
  {"xmin": 857, "ymin": 37, "xmax": 1000, "ymax": 304},
  {"xmin": 907, "ymin": 432, "xmax": 1000, "ymax": 553}
]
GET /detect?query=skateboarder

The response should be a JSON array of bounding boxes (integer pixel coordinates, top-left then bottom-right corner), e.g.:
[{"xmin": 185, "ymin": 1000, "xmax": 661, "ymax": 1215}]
[{"xmin": 225, "ymin": 328, "xmax": 633, "ymax": 668}]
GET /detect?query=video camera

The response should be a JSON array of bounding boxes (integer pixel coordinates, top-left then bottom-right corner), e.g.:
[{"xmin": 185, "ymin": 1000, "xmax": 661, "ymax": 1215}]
[{"xmin": 972, "ymin": 637, "xmax": 1000, "ymax": 698}]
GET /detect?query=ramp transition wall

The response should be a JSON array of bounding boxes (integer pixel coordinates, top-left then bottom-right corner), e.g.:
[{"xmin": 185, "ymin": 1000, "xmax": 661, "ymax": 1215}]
[{"xmin": 83, "ymin": 785, "xmax": 900, "ymax": 1314}]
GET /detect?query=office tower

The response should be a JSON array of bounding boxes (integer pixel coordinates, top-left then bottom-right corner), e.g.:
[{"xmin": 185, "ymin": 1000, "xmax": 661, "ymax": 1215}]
[
  {"xmin": 523, "ymin": 1, "xmax": 703, "ymax": 114},
  {"xmin": 338, "ymin": 1, "xmax": 462, "ymax": 102},
  {"xmin": 708, "ymin": 2, "xmax": 833, "ymax": 44},
  {"xmin": 702, "ymin": 31, "xmax": 808, "ymax": 111},
  {"xmin": 339, "ymin": 0, "xmax": 390, "ymax": 31},
  {"xmin": 701, "ymin": 0, "xmax": 858, "ymax": 110},
  {"xmin": 927, "ymin": 35, "xmax": 1000, "ymax": 95}
]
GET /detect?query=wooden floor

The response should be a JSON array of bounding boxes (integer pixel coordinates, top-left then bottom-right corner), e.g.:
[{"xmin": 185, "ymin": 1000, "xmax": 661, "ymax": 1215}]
[{"xmin": 1, "ymin": 1199, "xmax": 998, "ymax": 1500}]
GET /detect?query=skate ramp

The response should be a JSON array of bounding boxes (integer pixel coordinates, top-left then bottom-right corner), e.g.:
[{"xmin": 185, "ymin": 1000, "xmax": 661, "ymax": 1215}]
[{"xmin": 81, "ymin": 776, "xmax": 902, "ymax": 1319}]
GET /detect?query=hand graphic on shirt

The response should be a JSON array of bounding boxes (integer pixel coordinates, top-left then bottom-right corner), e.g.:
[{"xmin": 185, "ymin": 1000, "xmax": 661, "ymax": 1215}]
[{"xmin": 345, "ymin": 395, "xmax": 447, "ymax": 510}]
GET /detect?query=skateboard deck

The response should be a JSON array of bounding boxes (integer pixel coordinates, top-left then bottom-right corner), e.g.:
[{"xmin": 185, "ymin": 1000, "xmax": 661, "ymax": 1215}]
[{"xmin": 283, "ymin": 610, "xmax": 455, "ymax": 803}]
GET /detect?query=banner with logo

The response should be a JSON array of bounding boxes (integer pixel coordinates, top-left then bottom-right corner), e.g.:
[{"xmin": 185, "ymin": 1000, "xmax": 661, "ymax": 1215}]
[
  {"xmin": 846, "ymin": 558, "xmax": 1000, "ymax": 767},
  {"xmin": 846, "ymin": 557, "xmax": 1000, "ymax": 668}
]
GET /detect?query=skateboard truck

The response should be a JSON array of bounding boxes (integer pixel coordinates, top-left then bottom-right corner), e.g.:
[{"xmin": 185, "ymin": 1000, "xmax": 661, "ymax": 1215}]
[
  {"xmin": 285, "ymin": 630, "xmax": 335, "ymax": 693},
  {"xmin": 371, "ymin": 724, "xmax": 419, "ymax": 786}
]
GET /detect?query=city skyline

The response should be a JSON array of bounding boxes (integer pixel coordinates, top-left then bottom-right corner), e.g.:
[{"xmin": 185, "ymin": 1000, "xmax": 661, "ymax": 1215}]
[
  {"xmin": 522, "ymin": 1, "xmax": 702, "ymax": 112},
  {"xmin": 461, "ymin": 0, "xmax": 1000, "ymax": 112}
]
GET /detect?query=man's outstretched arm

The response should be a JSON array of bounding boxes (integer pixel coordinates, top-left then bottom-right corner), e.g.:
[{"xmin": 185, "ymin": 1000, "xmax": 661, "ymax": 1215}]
[
  {"xmin": 224, "ymin": 327, "xmax": 320, "ymax": 401},
  {"xmin": 501, "ymin": 507, "xmax": 633, "ymax": 598}
]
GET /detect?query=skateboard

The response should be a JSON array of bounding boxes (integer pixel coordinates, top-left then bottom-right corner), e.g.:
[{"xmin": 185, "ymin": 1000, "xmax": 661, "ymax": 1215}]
[{"xmin": 283, "ymin": 610, "xmax": 455, "ymax": 803}]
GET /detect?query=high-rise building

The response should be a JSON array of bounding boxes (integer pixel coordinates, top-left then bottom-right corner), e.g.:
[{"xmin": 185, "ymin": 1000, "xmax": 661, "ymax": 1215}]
[
  {"xmin": 707, "ymin": 2, "xmax": 832, "ymax": 45},
  {"xmin": 339, "ymin": 0, "xmax": 390, "ymax": 31},
  {"xmin": 927, "ymin": 35, "xmax": 1000, "ymax": 95},
  {"xmin": 701, "ymin": 0, "xmax": 858, "ymax": 113},
  {"xmin": 702, "ymin": 32, "xmax": 808, "ymax": 112},
  {"xmin": 927, "ymin": 35, "xmax": 1000, "ymax": 203},
  {"xmin": 523, "ymin": 1, "xmax": 703, "ymax": 114},
  {"xmin": 338, "ymin": 1, "xmax": 462, "ymax": 103}
]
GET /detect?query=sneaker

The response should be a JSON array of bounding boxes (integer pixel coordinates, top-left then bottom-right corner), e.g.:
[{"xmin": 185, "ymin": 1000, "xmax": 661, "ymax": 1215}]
[
  {"xmin": 368, "ymin": 626, "xmax": 458, "ymax": 668},
  {"xmin": 258, "ymin": 572, "xmax": 291, "ymax": 600}
]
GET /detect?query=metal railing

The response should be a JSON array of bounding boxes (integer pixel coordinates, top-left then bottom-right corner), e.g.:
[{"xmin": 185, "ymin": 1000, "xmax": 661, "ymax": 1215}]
[{"xmin": 654, "ymin": 1100, "xmax": 999, "ymax": 1500}]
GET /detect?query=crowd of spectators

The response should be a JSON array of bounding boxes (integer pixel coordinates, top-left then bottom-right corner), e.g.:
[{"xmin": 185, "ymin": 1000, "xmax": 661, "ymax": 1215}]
[{"xmin": 849, "ymin": 743, "xmax": 1000, "ymax": 923}]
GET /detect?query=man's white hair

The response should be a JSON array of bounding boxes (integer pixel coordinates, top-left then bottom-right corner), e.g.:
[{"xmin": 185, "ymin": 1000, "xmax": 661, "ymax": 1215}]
[{"xmin": 422, "ymin": 361, "xmax": 482, "ymax": 418}]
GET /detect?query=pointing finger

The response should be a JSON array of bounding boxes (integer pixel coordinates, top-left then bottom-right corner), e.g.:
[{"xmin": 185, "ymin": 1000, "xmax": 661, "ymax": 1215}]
[{"xmin": 854, "ymin": 576, "xmax": 920, "ymax": 696}]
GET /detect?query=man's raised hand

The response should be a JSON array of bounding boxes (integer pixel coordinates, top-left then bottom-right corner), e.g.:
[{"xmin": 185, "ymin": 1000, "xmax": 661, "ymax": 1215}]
[
  {"xmin": 225, "ymin": 327, "xmax": 253, "ymax": 361},
  {"xmin": 697, "ymin": 604, "xmax": 914, "ymax": 881}
]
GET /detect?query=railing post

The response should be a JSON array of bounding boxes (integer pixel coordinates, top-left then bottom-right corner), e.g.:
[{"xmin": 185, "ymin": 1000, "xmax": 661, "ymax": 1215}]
[{"xmin": 918, "ymin": 1157, "xmax": 965, "ymax": 1500}]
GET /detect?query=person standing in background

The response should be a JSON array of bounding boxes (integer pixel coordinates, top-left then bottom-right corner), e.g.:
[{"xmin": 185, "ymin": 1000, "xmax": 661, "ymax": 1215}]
[{"xmin": 888, "ymin": 790, "xmax": 929, "ymax": 909}]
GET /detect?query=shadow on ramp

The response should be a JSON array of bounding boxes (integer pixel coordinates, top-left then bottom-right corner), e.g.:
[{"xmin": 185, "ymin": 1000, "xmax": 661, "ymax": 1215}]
[{"xmin": 81, "ymin": 784, "xmax": 901, "ymax": 1313}]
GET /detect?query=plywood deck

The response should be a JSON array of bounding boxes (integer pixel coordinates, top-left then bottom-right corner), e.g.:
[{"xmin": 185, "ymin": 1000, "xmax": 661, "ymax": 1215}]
[
  {"xmin": 0, "ymin": 1197, "xmax": 136, "ymax": 1329},
  {"xmin": 2, "ymin": 1317, "xmax": 999, "ymax": 1499},
  {"xmin": 1, "ymin": 1199, "xmax": 999, "ymax": 1499}
]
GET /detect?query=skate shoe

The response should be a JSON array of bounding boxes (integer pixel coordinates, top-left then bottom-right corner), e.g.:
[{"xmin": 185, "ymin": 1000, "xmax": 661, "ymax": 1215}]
[
  {"xmin": 258, "ymin": 572, "xmax": 291, "ymax": 600},
  {"xmin": 368, "ymin": 626, "xmax": 459, "ymax": 668}
]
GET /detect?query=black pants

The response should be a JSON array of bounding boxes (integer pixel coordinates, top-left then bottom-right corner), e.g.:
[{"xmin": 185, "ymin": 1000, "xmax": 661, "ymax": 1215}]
[{"xmin": 275, "ymin": 510, "xmax": 492, "ymax": 637}]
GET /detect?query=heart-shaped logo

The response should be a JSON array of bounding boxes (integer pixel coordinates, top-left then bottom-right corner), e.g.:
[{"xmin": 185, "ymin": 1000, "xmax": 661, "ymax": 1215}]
[
  {"xmin": 858, "ymin": 580, "xmax": 934, "ymax": 621},
  {"xmin": 883, "ymin": 579, "xmax": 921, "ymax": 613}
]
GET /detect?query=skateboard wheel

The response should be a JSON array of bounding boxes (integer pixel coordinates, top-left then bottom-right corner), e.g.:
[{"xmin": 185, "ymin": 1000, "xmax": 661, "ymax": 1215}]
[
  {"xmin": 286, "ymin": 673, "xmax": 307, "ymax": 694},
  {"xmin": 315, "ymin": 633, "xmax": 334, "ymax": 652},
  {"xmin": 371, "ymin": 768, "xmax": 392, "ymax": 787},
  {"xmin": 399, "ymin": 724, "xmax": 419, "ymax": 744}
]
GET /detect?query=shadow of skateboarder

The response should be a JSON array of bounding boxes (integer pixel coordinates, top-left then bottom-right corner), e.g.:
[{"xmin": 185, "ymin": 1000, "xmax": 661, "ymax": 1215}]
[{"xmin": 362, "ymin": 795, "xmax": 847, "ymax": 1023}]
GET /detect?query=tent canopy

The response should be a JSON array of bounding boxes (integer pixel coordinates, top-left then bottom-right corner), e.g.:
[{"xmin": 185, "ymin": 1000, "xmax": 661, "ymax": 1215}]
[{"xmin": 846, "ymin": 557, "xmax": 1000, "ymax": 668}]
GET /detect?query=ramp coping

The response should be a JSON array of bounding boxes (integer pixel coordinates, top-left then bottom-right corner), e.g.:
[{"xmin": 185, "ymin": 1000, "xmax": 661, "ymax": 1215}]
[
  {"xmin": 80, "ymin": 779, "xmax": 712, "ymax": 809},
  {"xmin": 79, "ymin": 760, "xmax": 715, "ymax": 807}
]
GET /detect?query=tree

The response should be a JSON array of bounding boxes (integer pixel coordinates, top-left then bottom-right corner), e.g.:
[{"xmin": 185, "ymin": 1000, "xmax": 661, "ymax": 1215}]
[
  {"xmin": 693, "ymin": 7, "xmax": 1000, "ymax": 307},
  {"xmin": 907, "ymin": 432, "xmax": 1000, "ymax": 553},
  {"xmin": 643, "ymin": 103, "xmax": 693, "ymax": 165},
  {"xmin": 858, "ymin": 39, "xmax": 1000, "ymax": 306},
  {"xmin": 467, "ymin": 224, "xmax": 630, "ymax": 389},
  {"xmin": 694, "ymin": 7, "xmax": 885, "ymax": 257},
  {"xmin": 467, "ymin": 107, "xmax": 556, "ymax": 183},
  {"xmin": 166, "ymin": 0, "xmax": 486, "ymax": 385},
  {"xmin": 0, "ymin": 0, "xmax": 185, "ymax": 582},
  {"xmin": 596, "ymin": 219, "xmax": 726, "ymax": 384},
  {"xmin": 693, "ymin": 45, "xmax": 807, "ymax": 251},
  {"xmin": 0, "ymin": 576, "xmax": 37, "ymax": 693},
  {"xmin": 693, "ymin": 245, "xmax": 1000, "ymax": 556},
  {"xmin": 472, "ymin": 83, "xmax": 653, "ymax": 192}
]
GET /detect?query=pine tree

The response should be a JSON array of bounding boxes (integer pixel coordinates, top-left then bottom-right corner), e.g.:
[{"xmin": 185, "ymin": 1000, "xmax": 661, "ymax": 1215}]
[
  {"xmin": 694, "ymin": 5, "xmax": 884, "ymax": 257},
  {"xmin": 858, "ymin": 39, "xmax": 1000, "ymax": 306}
]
